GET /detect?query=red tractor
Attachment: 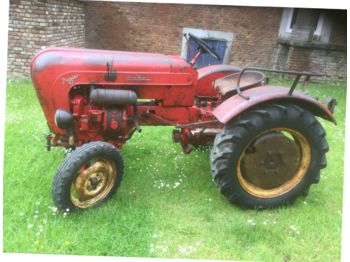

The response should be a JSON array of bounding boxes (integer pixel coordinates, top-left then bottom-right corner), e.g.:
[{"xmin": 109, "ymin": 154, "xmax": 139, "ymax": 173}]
[{"xmin": 31, "ymin": 34, "xmax": 336, "ymax": 211}]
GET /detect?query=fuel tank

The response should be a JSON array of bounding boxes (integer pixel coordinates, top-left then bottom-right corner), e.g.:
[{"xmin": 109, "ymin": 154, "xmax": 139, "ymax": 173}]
[{"xmin": 31, "ymin": 48, "xmax": 197, "ymax": 134}]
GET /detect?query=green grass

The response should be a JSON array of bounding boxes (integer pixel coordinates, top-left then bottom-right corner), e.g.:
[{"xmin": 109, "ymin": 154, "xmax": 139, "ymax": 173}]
[{"xmin": 3, "ymin": 78, "xmax": 346, "ymax": 261}]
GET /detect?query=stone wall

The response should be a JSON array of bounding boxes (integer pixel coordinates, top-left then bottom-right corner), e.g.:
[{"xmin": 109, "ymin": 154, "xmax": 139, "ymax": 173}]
[{"xmin": 7, "ymin": 0, "xmax": 85, "ymax": 77}]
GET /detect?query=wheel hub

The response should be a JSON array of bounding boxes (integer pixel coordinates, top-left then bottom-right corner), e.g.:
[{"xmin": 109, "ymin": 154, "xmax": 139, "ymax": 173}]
[
  {"xmin": 237, "ymin": 128, "xmax": 310, "ymax": 198},
  {"xmin": 89, "ymin": 176, "xmax": 102, "ymax": 190},
  {"xmin": 71, "ymin": 158, "xmax": 117, "ymax": 207}
]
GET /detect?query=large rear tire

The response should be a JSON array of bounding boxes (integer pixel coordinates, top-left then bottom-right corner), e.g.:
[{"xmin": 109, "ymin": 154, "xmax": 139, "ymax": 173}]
[
  {"xmin": 52, "ymin": 141, "xmax": 124, "ymax": 211},
  {"xmin": 210, "ymin": 103, "xmax": 329, "ymax": 209}
]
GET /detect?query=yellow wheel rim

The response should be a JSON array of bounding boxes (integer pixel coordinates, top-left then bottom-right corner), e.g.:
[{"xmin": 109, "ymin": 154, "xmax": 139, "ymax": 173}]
[
  {"xmin": 237, "ymin": 128, "xmax": 311, "ymax": 198},
  {"xmin": 70, "ymin": 157, "xmax": 117, "ymax": 208}
]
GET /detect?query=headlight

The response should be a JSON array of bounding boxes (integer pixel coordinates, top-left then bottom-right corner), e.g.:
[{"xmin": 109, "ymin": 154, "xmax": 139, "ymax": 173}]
[{"xmin": 54, "ymin": 109, "xmax": 73, "ymax": 129}]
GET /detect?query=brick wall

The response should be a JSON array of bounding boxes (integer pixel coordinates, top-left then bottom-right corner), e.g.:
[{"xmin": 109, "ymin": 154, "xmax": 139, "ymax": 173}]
[
  {"xmin": 286, "ymin": 47, "xmax": 346, "ymax": 81},
  {"xmin": 272, "ymin": 44, "xmax": 347, "ymax": 82},
  {"xmin": 7, "ymin": 1, "xmax": 346, "ymax": 82},
  {"xmin": 7, "ymin": 0, "xmax": 85, "ymax": 77},
  {"xmin": 272, "ymin": 9, "xmax": 347, "ymax": 82},
  {"xmin": 273, "ymin": 39, "xmax": 346, "ymax": 82},
  {"xmin": 85, "ymin": 2, "xmax": 283, "ymax": 68}
]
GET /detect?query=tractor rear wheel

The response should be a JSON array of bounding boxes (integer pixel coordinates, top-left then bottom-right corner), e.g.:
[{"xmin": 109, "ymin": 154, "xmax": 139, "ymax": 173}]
[
  {"xmin": 210, "ymin": 103, "xmax": 329, "ymax": 209},
  {"xmin": 52, "ymin": 141, "xmax": 124, "ymax": 211}
]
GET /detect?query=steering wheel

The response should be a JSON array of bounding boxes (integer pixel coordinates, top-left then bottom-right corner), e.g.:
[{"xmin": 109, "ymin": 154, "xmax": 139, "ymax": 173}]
[{"xmin": 188, "ymin": 33, "xmax": 221, "ymax": 62}]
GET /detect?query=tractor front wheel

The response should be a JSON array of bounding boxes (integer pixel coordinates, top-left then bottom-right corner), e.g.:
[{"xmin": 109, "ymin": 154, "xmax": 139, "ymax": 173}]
[
  {"xmin": 52, "ymin": 141, "xmax": 124, "ymax": 211},
  {"xmin": 210, "ymin": 103, "xmax": 329, "ymax": 209}
]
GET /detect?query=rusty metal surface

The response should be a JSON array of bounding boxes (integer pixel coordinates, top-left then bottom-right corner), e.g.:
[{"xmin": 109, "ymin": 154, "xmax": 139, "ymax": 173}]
[
  {"xmin": 32, "ymin": 47, "xmax": 186, "ymax": 72},
  {"xmin": 241, "ymin": 132, "xmax": 300, "ymax": 189},
  {"xmin": 31, "ymin": 47, "xmax": 198, "ymax": 137},
  {"xmin": 31, "ymin": 46, "xmax": 335, "ymax": 152},
  {"xmin": 214, "ymin": 71, "xmax": 265, "ymax": 96},
  {"xmin": 195, "ymin": 65, "xmax": 241, "ymax": 97},
  {"xmin": 213, "ymin": 86, "xmax": 336, "ymax": 124},
  {"xmin": 175, "ymin": 120, "xmax": 220, "ymax": 129},
  {"xmin": 235, "ymin": 67, "xmax": 325, "ymax": 99},
  {"xmin": 71, "ymin": 158, "xmax": 117, "ymax": 208},
  {"xmin": 237, "ymin": 128, "xmax": 311, "ymax": 198},
  {"xmin": 197, "ymin": 64, "xmax": 242, "ymax": 80}
]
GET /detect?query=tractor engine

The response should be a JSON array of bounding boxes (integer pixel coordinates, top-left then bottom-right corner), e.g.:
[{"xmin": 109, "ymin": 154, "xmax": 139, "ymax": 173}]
[{"xmin": 64, "ymin": 86, "xmax": 138, "ymax": 148}]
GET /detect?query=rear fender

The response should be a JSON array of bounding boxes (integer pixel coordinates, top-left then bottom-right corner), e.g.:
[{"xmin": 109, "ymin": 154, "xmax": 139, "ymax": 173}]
[{"xmin": 213, "ymin": 86, "xmax": 336, "ymax": 124}]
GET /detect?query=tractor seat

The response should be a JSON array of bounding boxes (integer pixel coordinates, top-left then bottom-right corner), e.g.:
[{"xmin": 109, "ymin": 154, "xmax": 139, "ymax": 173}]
[{"xmin": 214, "ymin": 71, "xmax": 266, "ymax": 96}]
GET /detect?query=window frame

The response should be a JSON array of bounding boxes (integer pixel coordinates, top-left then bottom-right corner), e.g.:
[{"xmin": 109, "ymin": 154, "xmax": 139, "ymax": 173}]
[{"xmin": 180, "ymin": 27, "xmax": 234, "ymax": 65}]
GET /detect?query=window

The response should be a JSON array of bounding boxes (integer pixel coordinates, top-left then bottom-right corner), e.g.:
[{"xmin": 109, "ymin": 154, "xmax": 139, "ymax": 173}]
[
  {"xmin": 290, "ymin": 9, "xmax": 299, "ymax": 29},
  {"xmin": 279, "ymin": 8, "xmax": 332, "ymax": 42},
  {"xmin": 180, "ymin": 28, "xmax": 234, "ymax": 67}
]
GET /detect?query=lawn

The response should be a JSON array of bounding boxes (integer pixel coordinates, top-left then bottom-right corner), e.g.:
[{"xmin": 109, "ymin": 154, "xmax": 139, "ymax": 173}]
[{"xmin": 3, "ymin": 78, "xmax": 346, "ymax": 261}]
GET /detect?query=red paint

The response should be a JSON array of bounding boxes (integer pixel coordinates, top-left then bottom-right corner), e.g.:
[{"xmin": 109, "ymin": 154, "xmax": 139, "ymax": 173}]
[
  {"xmin": 196, "ymin": 64, "xmax": 241, "ymax": 97},
  {"xmin": 213, "ymin": 86, "xmax": 336, "ymax": 124},
  {"xmin": 31, "ymin": 48, "xmax": 335, "ymax": 152}
]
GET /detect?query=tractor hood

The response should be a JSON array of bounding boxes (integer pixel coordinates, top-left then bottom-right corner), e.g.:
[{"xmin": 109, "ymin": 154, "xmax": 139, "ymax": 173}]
[
  {"xmin": 31, "ymin": 47, "xmax": 195, "ymax": 85},
  {"xmin": 31, "ymin": 48, "xmax": 196, "ymax": 134}
]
